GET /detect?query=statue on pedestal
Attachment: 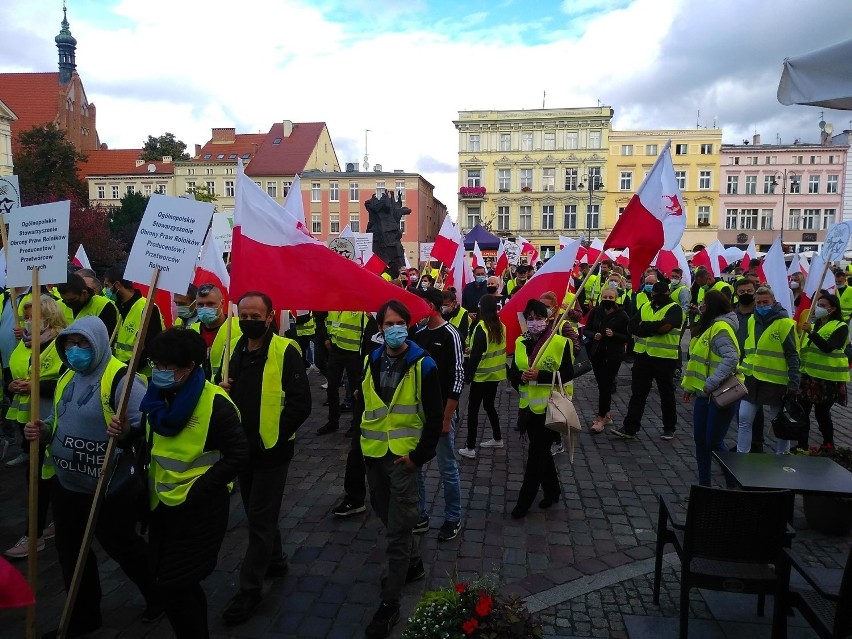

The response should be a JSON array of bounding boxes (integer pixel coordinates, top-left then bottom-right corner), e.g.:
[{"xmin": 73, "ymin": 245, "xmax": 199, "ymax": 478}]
[{"xmin": 365, "ymin": 191, "xmax": 410, "ymax": 274}]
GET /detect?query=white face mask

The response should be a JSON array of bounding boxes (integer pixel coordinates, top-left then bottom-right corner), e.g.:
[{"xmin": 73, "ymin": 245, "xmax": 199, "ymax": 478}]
[
  {"xmin": 670, "ymin": 279, "xmax": 681, "ymax": 287},
  {"xmin": 789, "ymin": 281, "xmax": 800, "ymax": 290},
  {"xmin": 813, "ymin": 306, "xmax": 829, "ymax": 319}
]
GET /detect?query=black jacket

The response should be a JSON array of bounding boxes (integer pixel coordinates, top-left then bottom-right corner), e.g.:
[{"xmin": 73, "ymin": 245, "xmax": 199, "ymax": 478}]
[{"xmin": 583, "ymin": 307, "xmax": 630, "ymax": 362}]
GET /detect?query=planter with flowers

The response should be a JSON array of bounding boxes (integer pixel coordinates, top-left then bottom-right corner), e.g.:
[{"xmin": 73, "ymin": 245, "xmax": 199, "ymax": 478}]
[
  {"xmin": 797, "ymin": 445, "xmax": 852, "ymax": 536},
  {"xmin": 402, "ymin": 580, "xmax": 543, "ymax": 639},
  {"xmin": 459, "ymin": 186, "xmax": 487, "ymax": 198}
]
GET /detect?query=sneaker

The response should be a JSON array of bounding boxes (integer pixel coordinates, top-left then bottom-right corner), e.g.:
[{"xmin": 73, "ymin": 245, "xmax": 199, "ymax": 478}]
[
  {"xmin": 437, "ymin": 520, "xmax": 462, "ymax": 542},
  {"xmin": 660, "ymin": 430, "xmax": 675, "ymax": 441},
  {"xmin": 590, "ymin": 418, "xmax": 605, "ymax": 434},
  {"xmin": 222, "ymin": 591, "xmax": 262, "ymax": 625},
  {"xmin": 406, "ymin": 558, "xmax": 426, "ymax": 582},
  {"xmin": 5, "ymin": 536, "xmax": 44, "ymax": 558},
  {"xmin": 480, "ymin": 439, "xmax": 503, "ymax": 448},
  {"xmin": 5, "ymin": 452, "xmax": 28, "ymax": 467},
  {"xmin": 320, "ymin": 382, "xmax": 329, "ymax": 390},
  {"xmin": 610, "ymin": 427, "xmax": 636, "ymax": 440},
  {"xmin": 316, "ymin": 422, "xmax": 339, "ymax": 435},
  {"xmin": 43, "ymin": 522, "xmax": 55, "ymax": 540},
  {"xmin": 366, "ymin": 601, "xmax": 401, "ymax": 639},
  {"xmin": 141, "ymin": 603, "xmax": 166, "ymax": 623},
  {"xmin": 550, "ymin": 442, "xmax": 565, "ymax": 456},
  {"xmin": 458, "ymin": 447, "xmax": 476, "ymax": 458},
  {"xmin": 332, "ymin": 498, "xmax": 366, "ymax": 517},
  {"xmin": 412, "ymin": 516, "xmax": 429, "ymax": 534}
]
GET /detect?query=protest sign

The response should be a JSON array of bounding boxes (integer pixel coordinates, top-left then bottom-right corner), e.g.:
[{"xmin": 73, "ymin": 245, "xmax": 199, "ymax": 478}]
[
  {"xmin": 124, "ymin": 194, "xmax": 214, "ymax": 294},
  {"xmin": 503, "ymin": 241, "xmax": 520, "ymax": 266},
  {"xmin": 821, "ymin": 221, "xmax": 852, "ymax": 263},
  {"xmin": 0, "ymin": 175, "xmax": 21, "ymax": 219},
  {"xmin": 329, "ymin": 237, "xmax": 356, "ymax": 261},
  {"xmin": 211, "ymin": 211, "xmax": 235, "ymax": 252},
  {"xmin": 351, "ymin": 232, "xmax": 373, "ymax": 264},
  {"xmin": 5, "ymin": 201, "xmax": 69, "ymax": 287},
  {"xmin": 419, "ymin": 242, "xmax": 434, "ymax": 263}
]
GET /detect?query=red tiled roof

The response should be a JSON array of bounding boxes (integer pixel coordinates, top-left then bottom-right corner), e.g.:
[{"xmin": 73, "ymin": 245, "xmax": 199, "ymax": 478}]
[
  {"xmin": 77, "ymin": 149, "xmax": 143, "ymax": 177},
  {"xmin": 0, "ymin": 72, "xmax": 62, "ymax": 147},
  {"xmin": 192, "ymin": 133, "xmax": 267, "ymax": 163},
  {"xmin": 244, "ymin": 122, "xmax": 326, "ymax": 177}
]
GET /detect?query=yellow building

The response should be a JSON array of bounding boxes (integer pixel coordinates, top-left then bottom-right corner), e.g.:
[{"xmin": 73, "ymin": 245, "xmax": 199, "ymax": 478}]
[
  {"xmin": 606, "ymin": 129, "xmax": 722, "ymax": 251},
  {"xmin": 85, "ymin": 150, "xmax": 175, "ymax": 207},
  {"xmin": 453, "ymin": 107, "xmax": 614, "ymax": 257},
  {"xmin": 0, "ymin": 98, "xmax": 17, "ymax": 176}
]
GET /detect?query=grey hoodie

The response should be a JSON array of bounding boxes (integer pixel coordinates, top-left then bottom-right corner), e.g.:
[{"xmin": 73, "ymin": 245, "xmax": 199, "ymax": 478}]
[
  {"xmin": 702, "ymin": 311, "xmax": 740, "ymax": 395},
  {"xmin": 45, "ymin": 316, "xmax": 147, "ymax": 494}
]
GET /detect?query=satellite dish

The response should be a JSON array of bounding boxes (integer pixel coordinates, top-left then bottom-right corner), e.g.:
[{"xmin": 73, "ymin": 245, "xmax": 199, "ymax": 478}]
[
  {"xmin": 819, "ymin": 120, "xmax": 826, "ymax": 129},
  {"xmin": 147, "ymin": 163, "xmax": 156, "ymax": 172},
  {"xmin": 825, "ymin": 123, "xmax": 834, "ymax": 134}
]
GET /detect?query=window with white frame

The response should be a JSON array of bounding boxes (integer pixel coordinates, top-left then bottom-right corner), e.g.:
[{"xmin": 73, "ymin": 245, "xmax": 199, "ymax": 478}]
[
  {"xmin": 376, "ymin": 181, "xmax": 386, "ymax": 196},
  {"xmin": 809, "ymin": 175, "xmax": 820, "ymax": 193},
  {"xmin": 740, "ymin": 209, "xmax": 758, "ymax": 230},
  {"xmin": 563, "ymin": 205, "xmax": 577, "ymax": 229},
  {"xmin": 619, "ymin": 171, "xmax": 632, "ymax": 191},
  {"xmin": 283, "ymin": 181, "xmax": 292, "ymax": 196},
  {"xmin": 588, "ymin": 131, "xmax": 601, "ymax": 148},
  {"xmin": 519, "ymin": 205, "xmax": 532, "ymax": 230},
  {"xmin": 766, "ymin": 156, "xmax": 774, "ymax": 165},
  {"xmin": 542, "ymin": 168, "xmax": 555, "ymax": 192},
  {"xmin": 144, "ymin": 184, "xmax": 152, "ymax": 196},
  {"xmin": 618, "ymin": 206, "xmax": 626, "ymax": 218},
  {"xmin": 760, "ymin": 209, "xmax": 773, "ymax": 230},
  {"xmin": 790, "ymin": 177, "xmax": 801, "ymax": 194},
  {"xmin": 699, "ymin": 171, "xmax": 711, "ymax": 190},
  {"xmin": 267, "ymin": 181, "xmax": 277, "ymax": 197},
  {"xmin": 311, "ymin": 182, "xmax": 321, "ymax": 202},
  {"xmin": 697, "ymin": 205, "xmax": 711, "ymax": 226},
  {"xmin": 225, "ymin": 168, "xmax": 234, "ymax": 175},
  {"xmin": 469, "ymin": 134, "xmax": 480, "ymax": 152},
  {"xmin": 520, "ymin": 168, "xmax": 533, "ymax": 190},
  {"xmin": 186, "ymin": 182, "xmax": 196, "ymax": 194},
  {"xmin": 126, "ymin": 185, "xmax": 134, "ymax": 194},
  {"xmin": 829, "ymin": 155, "xmax": 836, "ymax": 164},
  {"xmin": 646, "ymin": 144, "xmax": 658, "ymax": 156},
  {"xmin": 731, "ymin": 157, "xmax": 740, "ymax": 165},
  {"xmin": 827, "ymin": 175, "xmax": 839, "ymax": 193},
  {"xmin": 586, "ymin": 205, "xmax": 600, "ymax": 229},
  {"xmin": 206, "ymin": 168, "xmax": 214, "ymax": 175},
  {"xmin": 467, "ymin": 170, "xmax": 481, "ymax": 188},
  {"xmin": 810, "ymin": 155, "xmax": 818, "ymax": 165},
  {"xmin": 700, "ymin": 143, "xmax": 713, "ymax": 154},
  {"xmin": 312, "ymin": 214, "xmax": 321, "ymax": 234},
  {"xmin": 543, "ymin": 132, "xmax": 556, "ymax": 150},
  {"xmin": 793, "ymin": 155, "xmax": 803, "ymax": 165},
  {"xmin": 329, "ymin": 181, "xmax": 339, "ymax": 202},
  {"xmin": 350, "ymin": 213, "xmax": 360, "ymax": 232},
  {"xmin": 802, "ymin": 208, "xmax": 819, "ymax": 230},
  {"xmin": 499, "ymin": 133, "xmax": 511, "ymax": 151},
  {"xmin": 675, "ymin": 143, "xmax": 688, "ymax": 155},
  {"xmin": 823, "ymin": 209, "xmax": 836, "ymax": 229},
  {"xmin": 187, "ymin": 168, "xmax": 195, "ymax": 176},
  {"xmin": 726, "ymin": 175, "xmax": 738, "ymax": 194},
  {"xmin": 156, "ymin": 184, "xmax": 166, "ymax": 194},
  {"xmin": 764, "ymin": 175, "xmax": 775, "ymax": 194},
  {"xmin": 349, "ymin": 182, "xmax": 359, "ymax": 202},
  {"xmin": 566, "ymin": 132, "xmax": 578, "ymax": 150},
  {"xmin": 97, "ymin": 185, "xmax": 105, "ymax": 199},
  {"xmin": 745, "ymin": 175, "xmax": 757, "ymax": 194},
  {"xmin": 497, "ymin": 206, "xmax": 510, "ymax": 231},
  {"xmin": 750, "ymin": 157, "xmax": 759, "ymax": 165},
  {"xmin": 521, "ymin": 133, "xmax": 533, "ymax": 151},
  {"xmin": 725, "ymin": 209, "xmax": 738, "ymax": 230},
  {"xmin": 396, "ymin": 180, "xmax": 405, "ymax": 202},
  {"xmin": 467, "ymin": 207, "xmax": 480, "ymax": 229},
  {"xmin": 206, "ymin": 181, "xmax": 215, "ymax": 195},
  {"xmin": 564, "ymin": 168, "xmax": 578, "ymax": 191},
  {"xmin": 330, "ymin": 214, "xmax": 340, "ymax": 234},
  {"xmin": 787, "ymin": 208, "xmax": 801, "ymax": 230},
  {"xmin": 399, "ymin": 217, "xmax": 406, "ymax": 235},
  {"xmin": 498, "ymin": 169, "xmax": 511, "ymax": 191},
  {"xmin": 621, "ymin": 144, "xmax": 633, "ymax": 156},
  {"xmin": 225, "ymin": 180, "xmax": 235, "ymax": 197},
  {"xmin": 541, "ymin": 205, "xmax": 555, "ymax": 230},
  {"xmin": 675, "ymin": 171, "xmax": 686, "ymax": 190}
]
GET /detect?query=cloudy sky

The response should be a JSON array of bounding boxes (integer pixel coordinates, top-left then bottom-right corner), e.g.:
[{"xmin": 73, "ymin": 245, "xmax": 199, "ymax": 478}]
[{"xmin": 4, "ymin": 0, "xmax": 852, "ymax": 217}]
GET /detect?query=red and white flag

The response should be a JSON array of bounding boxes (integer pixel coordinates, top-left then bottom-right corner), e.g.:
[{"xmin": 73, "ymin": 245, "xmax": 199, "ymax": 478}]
[
  {"xmin": 431, "ymin": 216, "xmax": 461, "ymax": 265},
  {"xmin": 604, "ymin": 141, "xmax": 685, "ymax": 290},
  {"xmin": 762, "ymin": 236, "xmax": 794, "ymax": 318},
  {"xmin": 499, "ymin": 239, "xmax": 582, "ymax": 354},
  {"xmin": 0, "ymin": 557, "xmax": 34, "ymax": 609},
  {"xmin": 282, "ymin": 173, "xmax": 306, "ymax": 227},
  {"xmin": 693, "ymin": 240, "xmax": 730, "ymax": 278},
  {"xmin": 518, "ymin": 236, "xmax": 539, "ymax": 264},
  {"xmin": 615, "ymin": 248, "xmax": 630, "ymax": 268},
  {"xmin": 741, "ymin": 237, "xmax": 757, "ymax": 270},
  {"xmin": 341, "ymin": 225, "xmax": 387, "ymax": 275},
  {"xmin": 230, "ymin": 161, "xmax": 430, "ymax": 319},
  {"xmin": 787, "ymin": 254, "xmax": 801, "ymax": 277},
  {"xmin": 586, "ymin": 238, "xmax": 605, "ymax": 264},
  {"xmin": 494, "ymin": 239, "xmax": 509, "ymax": 277},
  {"xmin": 471, "ymin": 241, "xmax": 485, "ymax": 270},
  {"xmin": 194, "ymin": 232, "xmax": 231, "ymax": 307},
  {"xmin": 654, "ymin": 246, "xmax": 693, "ymax": 288},
  {"xmin": 444, "ymin": 237, "xmax": 474, "ymax": 304},
  {"xmin": 72, "ymin": 244, "xmax": 92, "ymax": 270}
]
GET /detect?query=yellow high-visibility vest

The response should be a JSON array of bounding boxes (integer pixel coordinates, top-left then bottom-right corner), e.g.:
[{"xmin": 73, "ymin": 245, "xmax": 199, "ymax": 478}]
[
  {"xmin": 471, "ymin": 322, "xmax": 507, "ymax": 382},
  {"xmin": 633, "ymin": 302, "xmax": 682, "ymax": 359},
  {"xmin": 514, "ymin": 334, "xmax": 573, "ymax": 413},
  {"xmin": 800, "ymin": 320, "xmax": 850, "ymax": 383},
  {"xmin": 682, "ymin": 321, "xmax": 741, "ymax": 393},
  {"xmin": 741, "ymin": 315, "xmax": 797, "ymax": 385}
]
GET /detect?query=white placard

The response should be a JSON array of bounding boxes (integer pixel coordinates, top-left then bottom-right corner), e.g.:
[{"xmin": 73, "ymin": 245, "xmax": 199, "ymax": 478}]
[
  {"xmin": 6, "ymin": 200, "xmax": 70, "ymax": 287},
  {"xmin": 125, "ymin": 194, "xmax": 215, "ymax": 295},
  {"xmin": 328, "ymin": 237, "xmax": 356, "ymax": 260},
  {"xmin": 0, "ymin": 176, "xmax": 21, "ymax": 219},
  {"xmin": 419, "ymin": 242, "xmax": 434, "ymax": 263},
  {"xmin": 211, "ymin": 211, "xmax": 234, "ymax": 252},
  {"xmin": 351, "ymin": 232, "xmax": 373, "ymax": 262},
  {"xmin": 504, "ymin": 241, "xmax": 520, "ymax": 266},
  {"xmin": 821, "ymin": 222, "xmax": 852, "ymax": 263}
]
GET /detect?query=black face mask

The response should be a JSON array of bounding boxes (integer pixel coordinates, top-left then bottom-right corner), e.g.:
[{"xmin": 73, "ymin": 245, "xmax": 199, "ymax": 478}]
[
  {"xmin": 653, "ymin": 294, "xmax": 670, "ymax": 305},
  {"xmin": 600, "ymin": 300, "xmax": 616, "ymax": 311},
  {"xmin": 239, "ymin": 319, "xmax": 268, "ymax": 339},
  {"xmin": 486, "ymin": 286, "xmax": 498, "ymax": 294},
  {"xmin": 737, "ymin": 293, "xmax": 755, "ymax": 306}
]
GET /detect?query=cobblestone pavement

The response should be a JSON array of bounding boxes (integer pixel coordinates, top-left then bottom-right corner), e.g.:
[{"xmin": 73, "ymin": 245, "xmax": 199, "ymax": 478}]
[{"xmin": 0, "ymin": 361, "xmax": 849, "ymax": 638}]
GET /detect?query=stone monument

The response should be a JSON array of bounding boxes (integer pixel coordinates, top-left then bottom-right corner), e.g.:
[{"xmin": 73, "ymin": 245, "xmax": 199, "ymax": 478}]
[{"xmin": 365, "ymin": 191, "xmax": 410, "ymax": 273}]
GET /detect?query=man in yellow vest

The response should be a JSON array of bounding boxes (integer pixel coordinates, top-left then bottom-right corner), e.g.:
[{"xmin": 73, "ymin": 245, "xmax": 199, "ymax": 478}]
[
  {"xmin": 505, "ymin": 265, "xmax": 531, "ymax": 297},
  {"xmin": 57, "ymin": 272, "xmax": 119, "ymax": 340},
  {"xmin": 441, "ymin": 289, "xmax": 470, "ymax": 345},
  {"xmin": 219, "ymin": 291, "xmax": 311, "ymax": 626},
  {"xmin": 191, "ymin": 283, "xmax": 241, "ymax": 380},
  {"xmin": 172, "ymin": 283, "xmax": 199, "ymax": 329},
  {"xmin": 359, "ymin": 299, "xmax": 443, "ymax": 639},
  {"xmin": 612, "ymin": 281, "xmax": 683, "ymax": 441},
  {"xmin": 317, "ymin": 309, "xmax": 370, "ymax": 435},
  {"xmin": 833, "ymin": 269, "xmax": 852, "ymax": 321}
]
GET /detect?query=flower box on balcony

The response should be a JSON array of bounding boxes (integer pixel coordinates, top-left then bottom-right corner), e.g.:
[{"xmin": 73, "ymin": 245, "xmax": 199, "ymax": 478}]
[
  {"xmin": 498, "ymin": 188, "xmax": 510, "ymax": 193},
  {"xmin": 459, "ymin": 186, "xmax": 487, "ymax": 198},
  {"xmin": 521, "ymin": 186, "xmax": 532, "ymax": 192},
  {"xmin": 697, "ymin": 221, "xmax": 711, "ymax": 227}
]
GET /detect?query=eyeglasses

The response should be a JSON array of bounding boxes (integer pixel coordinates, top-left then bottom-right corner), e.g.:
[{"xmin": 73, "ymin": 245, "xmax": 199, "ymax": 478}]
[{"xmin": 148, "ymin": 359, "xmax": 178, "ymax": 371}]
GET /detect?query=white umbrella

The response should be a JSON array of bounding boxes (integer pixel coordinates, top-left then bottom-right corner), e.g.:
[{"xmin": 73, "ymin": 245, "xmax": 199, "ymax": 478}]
[{"xmin": 778, "ymin": 38, "xmax": 852, "ymax": 110}]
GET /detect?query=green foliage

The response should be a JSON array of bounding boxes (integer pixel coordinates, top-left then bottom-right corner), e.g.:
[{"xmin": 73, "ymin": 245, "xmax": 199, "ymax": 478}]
[
  {"xmin": 109, "ymin": 191, "xmax": 149, "ymax": 253},
  {"xmin": 69, "ymin": 202, "xmax": 126, "ymax": 269},
  {"xmin": 190, "ymin": 184, "xmax": 217, "ymax": 203},
  {"xmin": 141, "ymin": 132, "xmax": 190, "ymax": 162},
  {"xmin": 14, "ymin": 123, "xmax": 88, "ymax": 205}
]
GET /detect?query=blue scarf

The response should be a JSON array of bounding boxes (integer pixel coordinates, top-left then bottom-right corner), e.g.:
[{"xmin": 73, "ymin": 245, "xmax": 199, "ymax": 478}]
[{"xmin": 140, "ymin": 366, "xmax": 206, "ymax": 436}]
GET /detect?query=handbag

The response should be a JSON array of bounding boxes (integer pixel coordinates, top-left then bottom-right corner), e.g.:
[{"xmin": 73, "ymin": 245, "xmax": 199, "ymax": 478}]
[
  {"xmin": 703, "ymin": 326, "xmax": 748, "ymax": 408},
  {"xmin": 771, "ymin": 394, "xmax": 807, "ymax": 440},
  {"xmin": 544, "ymin": 371, "xmax": 581, "ymax": 434}
]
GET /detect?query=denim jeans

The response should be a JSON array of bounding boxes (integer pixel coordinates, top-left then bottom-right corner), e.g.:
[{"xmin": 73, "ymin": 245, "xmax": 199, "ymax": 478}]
[
  {"xmin": 417, "ymin": 412, "xmax": 462, "ymax": 523},
  {"xmin": 737, "ymin": 399, "xmax": 787, "ymax": 453},
  {"xmin": 692, "ymin": 396, "xmax": 735, "ymax": 486}
]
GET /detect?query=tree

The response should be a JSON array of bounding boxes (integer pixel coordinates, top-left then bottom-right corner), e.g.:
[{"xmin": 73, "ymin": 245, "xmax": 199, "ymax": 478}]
[
  {"xmin": 69, "ymin": 200, "xmax": 126, "ymax": 269},
  {"xmin": 190, "ymin": 184, "xmax": 217, "ymax": 204},
  {"xmin": 14, "ymin": 123, "xmax": 88, "ymax": 205},
  {"xmin": 141, "ymin": 132, "xmax": 190, "ymax": 162},
  {"xmin": 109, "ymin": 191, "xmax": 150, "ymax": 253}
]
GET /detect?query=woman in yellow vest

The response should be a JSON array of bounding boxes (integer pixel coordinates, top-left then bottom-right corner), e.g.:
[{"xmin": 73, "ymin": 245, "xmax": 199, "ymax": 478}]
[
  {"xmin": 736, "ymin": 285, "xmax": 800, "ymax": 454},
  {"xmin": 797, "ymin": 293, "xmax": 849, "ymax": 450},
  {"xmin": 134, "ymin": 328, "xmax": 248, "ymax": 637},
  {"xmin": 3, "ymin": 296, "xmax": 67, "ymax": 559},
  {"xmin": 459, "ymin": 295, "xmax": 506, "ymax": 458},
  {"xmin": 680, "ymin": 291, "xmax": 741, "ymax": 486},
  {"xmin": 508, "ymin": 299, "xmax": 573, "ymax": 519}
]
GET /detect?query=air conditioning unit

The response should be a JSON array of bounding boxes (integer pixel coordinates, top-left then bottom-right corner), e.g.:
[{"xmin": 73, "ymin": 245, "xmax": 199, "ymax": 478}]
[{"xmin": 345, "ymin": 162, "xmax": 356, "ymax": 172}]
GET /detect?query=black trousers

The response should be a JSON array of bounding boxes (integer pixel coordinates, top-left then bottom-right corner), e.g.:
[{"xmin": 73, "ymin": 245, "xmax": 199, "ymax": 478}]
[
  {"xmin": 51, "ymin": 481, "xmax": 157, "ymax": 631},
  {"xmin": 798, "ymin": 399, "xmax": 836, "ymax": 447},
  {"xmin": 295, "ymin": 335, "xmax": 312, "ymax": 368},
  {"xmin": 312, "ymin": 335, "xmax": 328, "ymax": 377},
  {"xmin": 515, "ymin": 410, "xmax": 560, "ymax": 512},
  {"xmin": 326, "ymin": 347, "xmax": 361, "ymax": 426},
  {"xmin": 623, "ymin": 353, "xmax": 678, "ymax": 434},
  {"xmin": 466, "ymin": 381, "xmax": 500, "ymax": 449},
  {"xmin": 591, "ymin": 353, "xmax": 622, "ymax": 417},
  {"xmin": 160, "ymin": 582, "xmax": 209, "ymax": 639},
  {"xmin": 344, "ymin": 424, "xmax": 367, "ymax": 504}
]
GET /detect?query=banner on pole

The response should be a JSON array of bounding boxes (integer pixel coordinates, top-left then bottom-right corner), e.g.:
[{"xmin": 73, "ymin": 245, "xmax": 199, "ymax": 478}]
[
  {"xmin": 419, "ymin": 242, "xmax": 434, "ymax": 263},
  {"xmin": 125, "ymin": 194, "xmax": 214, "ymax": 294},
  {"xmin": 0, "ymin": 176, "xmax": 21, "ymax": 219},
  {"xmin": 6, "ymin": 201, "xmax": 70, "ymax": 287},
  {"xmin": 821, "ymin": 221, "xmax": 852, "ymax": 263},
  {"xmin": 503, "ymin": 241, "xmax": 520, "ymax": 266},
  {"xmin": 211, "ymin": 211, "xmax": 235, "ymax": 252}
]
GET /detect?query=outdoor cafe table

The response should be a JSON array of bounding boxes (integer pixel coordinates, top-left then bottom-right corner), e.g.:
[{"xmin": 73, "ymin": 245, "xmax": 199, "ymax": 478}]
[{"xmin": 714, "ymin": 450, "xmax": 852, "ymax": 496}]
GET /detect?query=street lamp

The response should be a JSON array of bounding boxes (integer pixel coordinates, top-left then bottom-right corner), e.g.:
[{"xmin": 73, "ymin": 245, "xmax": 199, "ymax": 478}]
[
  {"xmin": 769, "ymin": 170, "xmax": 800, "ymax": 246},
  {"xmin": 578, "ymin": 167, "xmax": 604, "ymax": 232}
]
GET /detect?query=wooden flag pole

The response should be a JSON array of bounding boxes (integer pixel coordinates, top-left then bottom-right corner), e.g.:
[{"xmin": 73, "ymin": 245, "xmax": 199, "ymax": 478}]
[
  {"xmin": 57, "ymin": 269, "xmax": 161, "ymax": 639},
  {"xmin": 25, "ymin": 269, "xmax": 42, "ymax": 639},
  {"xmin": 222, "ymin": 302, "xmax": 234, "ymax": 382},
  {"xmin": 0, "ymin": 214, "xmax": 22, "ymax": 327}
]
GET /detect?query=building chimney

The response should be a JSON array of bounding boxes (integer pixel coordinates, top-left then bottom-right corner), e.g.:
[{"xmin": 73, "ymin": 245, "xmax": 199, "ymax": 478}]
[
  {"xmin": 211, "ymin": 127, "xmax": 236, "ymax": 144},
  {"xmin": 753, "ymin": 134, "xmax": 761, "ymax": 146},
  {"xmin": 135, "ymin": 159, "xmax": 145, "ymax": 167},
  {"xmin": 162, "ymin": 155, "xmax": 172, "ymax": 163},
  {"xmin": 282, "ymin": 120, "xmax": 293, "ymax": 137},
  {"xmin": 195, "ymin": 144, "xmax": 201, "ymax": 157}
]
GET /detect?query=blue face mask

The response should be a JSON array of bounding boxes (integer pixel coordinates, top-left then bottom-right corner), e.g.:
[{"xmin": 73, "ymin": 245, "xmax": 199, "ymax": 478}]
[
  {"xmin": 475, "ymin": 276, "xmax": 487, "ymax": 284},
  {"xmin": 643, "ymin": 284, "xmax": 654, "ymax": 293},
  {"xmin": 197, "ymin": 307, "xmax": 219, "ymax": 325},
  {"xmin": 151, "ymin": 369, "xmax": 179, "ymax": 389},
  {"xmin": 65, "ymin": 346, "xmax": 94, "ymax": 372},
  {"xmin": 755, "ymin": 305, "xmax": 772, "ymax": 316},
  {"xmin": 383, "ymin": 325, "xmax": 408, "ymax": 349},
  {"xmin": 104, "ymin": 288, "xmax": 117, "ymax": 302}
]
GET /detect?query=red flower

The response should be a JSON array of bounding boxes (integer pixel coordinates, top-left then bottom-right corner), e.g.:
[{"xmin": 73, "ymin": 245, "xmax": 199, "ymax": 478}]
[
  {"xmin": 455, "ymin": 583, "xmax": 467, "ymax": 594},
  {"xmin": 462, "ymin": 618, "xmax": 479, "ymax": 634},
  {"xmin": 475, "ymin": 593, "xmax": 493, "ymax": 617}
]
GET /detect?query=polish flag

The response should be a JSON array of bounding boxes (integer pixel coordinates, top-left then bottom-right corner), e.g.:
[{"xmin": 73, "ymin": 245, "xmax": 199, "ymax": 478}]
[
  {"xmin": 693, "ymin": 240, "xmax": 727, "ymax": 278},
  {"xmin": 471, "ymin": 241, "xmax": 485, "ymax": 270},
  {"xmin": 762, "ymin": 236, "xmax": 794, "ymax": 318},
  {"xmin": 799, "ymin": 253, "xmax": 836, "ymax": 324},
  {"xmin": 341, "ymin": 225, "xmax": 387, "ymax": 275},
  {"xmin": 444, "ymin": 237, "xmax": 474, "ymax": 304},
  {"xmin": 499, "ymin": 239, "xmax": 582, "ymax": 354},
  {"xmin": 230, "ymin": 161, "xmax": 430, "ymax": 320},
  {"xmin": 585, "ymin": 238, "xmax": 606, "ymax": 263},
  {"xmin": 559, "ymin": 235, "xmax": 572, "ymax": 250},
  {"xmin": 431, "ymin": 216, "xmax": 461, "ymax": 265},
  {"xmin": 193, "ymin": 232, "xmax": 231, "ymax": 307},
  {"xmin": 615, "ymin": 248, "xmax": 630, "ymax": 268},
  {"xmin": 494, "ymin": 239, "xmax": 509, "ymax": 277},
  {"xmin": 72, "ymin": 244, "xmax": 92, "ymax": 270},
  {"xmin": 604, "ymin": 141, "xmax": 685, "ymax": 290},
  {"xmin": 0, "ymin": 557, "xmax": 34, "ymax": 608},
  {"xmin": 799, "ymin": 255, "xmax": 810, "ymax": 276},
  {"xmin": 518, "ymin": 236, "xmax": 539, "ymax": 264},
  {"xmin": 787, "ymin": 254, "xmax": 801, "ymax": 277},
  {"xmin": 282, "ymin": 173, "xmax": 306, "ymax": 227},
  {"xmin": 741, "ymin": 237, "xmax": 757, "ymax": 270}
]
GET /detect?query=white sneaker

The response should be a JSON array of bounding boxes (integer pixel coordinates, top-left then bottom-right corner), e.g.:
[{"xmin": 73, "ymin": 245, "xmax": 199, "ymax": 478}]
[
  {"xmin": 4, "ymin": 536, "xmax": 44, "ymax": 558},
  {"xmin": 458, "ymin": 448, "xmax": 476, "ymax": 459},
  {"xmin": 550, "ymin": 443, "xmax": 565, "ymax": 456},
  {"xmin": 320, "ymin": 382, "xmax": 328, "ymax": 390},
  {"xmin": 5, "ymin": 452, "xmax": 28, "ymax": 467},
  {"xmin": 480, "ymin": 439, "xmax": 504, "ymax": 448},
  {"xmin": 43, "ymin": 522, "xmax": 55, "ymax": 540}
]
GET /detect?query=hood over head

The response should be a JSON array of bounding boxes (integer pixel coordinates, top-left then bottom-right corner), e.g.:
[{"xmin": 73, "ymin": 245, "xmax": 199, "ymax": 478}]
[{"xmin": 56, "ymin": 316, "xmax": 112, "ymax": 374}]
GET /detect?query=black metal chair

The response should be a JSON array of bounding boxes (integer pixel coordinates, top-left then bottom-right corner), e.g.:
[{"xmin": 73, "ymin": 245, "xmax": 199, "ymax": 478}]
[
  {"xmin": 653, "ymin": 485, "xmax": 794, "ymax": 639},
  {"xmin": 776, "ymin": 546, "xmax": 852, "ymax": 639}
]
